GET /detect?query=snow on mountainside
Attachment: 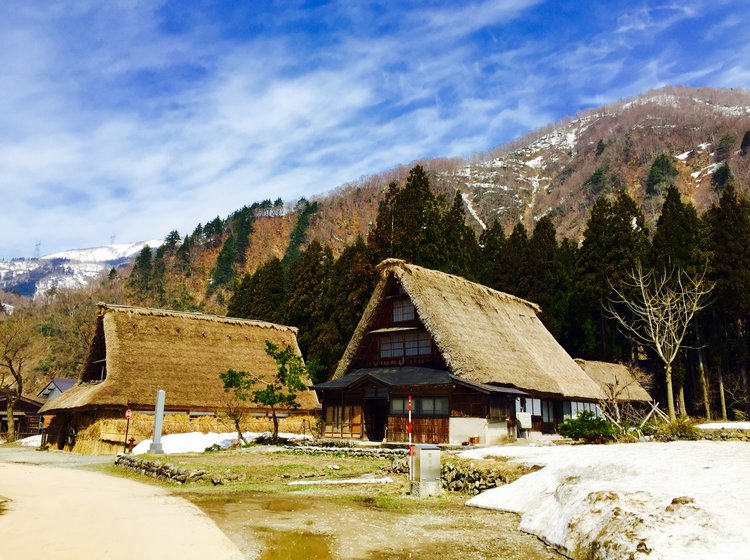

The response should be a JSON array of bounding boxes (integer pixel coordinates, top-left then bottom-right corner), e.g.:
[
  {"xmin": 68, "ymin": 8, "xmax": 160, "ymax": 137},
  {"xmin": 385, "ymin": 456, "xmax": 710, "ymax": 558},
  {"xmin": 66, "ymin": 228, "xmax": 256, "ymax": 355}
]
[
  {"xmin": 429, "ymin": 86, "xmax": 750, "ymax": 240},
  {"xmin": 0, "ymin": 240, "xmax": 163, "ymax": 298},
  {"xmin": 42, "ymin": 240, "xmax": 163, "ymax": 263}
]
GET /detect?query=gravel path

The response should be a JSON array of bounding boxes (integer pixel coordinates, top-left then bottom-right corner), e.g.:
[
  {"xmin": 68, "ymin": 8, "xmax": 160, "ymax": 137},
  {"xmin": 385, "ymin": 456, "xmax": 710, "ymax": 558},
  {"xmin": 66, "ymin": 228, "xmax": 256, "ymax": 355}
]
[{"xmin": 0, "ymin": 447, "xmax": 243, "ymax": 560}]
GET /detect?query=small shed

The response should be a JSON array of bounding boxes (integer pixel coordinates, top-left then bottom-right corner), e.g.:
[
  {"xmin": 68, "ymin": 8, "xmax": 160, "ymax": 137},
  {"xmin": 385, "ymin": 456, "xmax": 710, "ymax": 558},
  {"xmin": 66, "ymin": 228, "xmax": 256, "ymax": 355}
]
[{"xmin": 0, "ymin": 395, "xmax": 43, "ymax": 438}]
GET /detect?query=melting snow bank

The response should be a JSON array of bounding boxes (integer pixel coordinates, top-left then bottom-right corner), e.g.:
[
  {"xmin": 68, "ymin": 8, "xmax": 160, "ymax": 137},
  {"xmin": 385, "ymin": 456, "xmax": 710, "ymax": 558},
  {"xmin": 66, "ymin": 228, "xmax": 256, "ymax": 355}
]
[
  {"xmin": 132, "ymin": 431, "xmax": 311, "ymax": 455},
  {"xmin": 463, "ymin": 442, "xmax": 750, "ymax": 559},
  {"xmin": 289, "ymin": 476, "xmax": 393, "ymax": 486},
  {"xmin": 17, "ymin": 435, "xmax": 42, "ymax": 447}
]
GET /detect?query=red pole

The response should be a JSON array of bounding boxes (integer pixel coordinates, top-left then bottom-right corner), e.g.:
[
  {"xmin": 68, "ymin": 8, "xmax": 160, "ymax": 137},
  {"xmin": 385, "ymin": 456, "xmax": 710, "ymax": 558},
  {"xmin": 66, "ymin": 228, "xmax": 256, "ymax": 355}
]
[{"xmin": 408, "ymin": 395, "xmax": 413, "ymax": 480}]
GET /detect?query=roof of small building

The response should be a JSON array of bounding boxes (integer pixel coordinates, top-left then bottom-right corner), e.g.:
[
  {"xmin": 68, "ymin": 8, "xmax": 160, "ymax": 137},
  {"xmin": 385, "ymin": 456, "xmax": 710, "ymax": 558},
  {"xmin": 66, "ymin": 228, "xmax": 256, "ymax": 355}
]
[
  {"xmin": 37, "ymin": 378, "xmax": 77, "ymax": 398},
  {"xmin": 575, "ymin": 359, "xmax": 652, "ymax": 402},
  {"xmin": 333, "ymin": 259, "xmax": 604, "ymax": 400},
  {"xmin": 40, "ymin": 303, "xmax": 319, "ymax": 414},
  {"xmin": 314, "ymin": 366, "xmax": 529, "ymax": 395}
]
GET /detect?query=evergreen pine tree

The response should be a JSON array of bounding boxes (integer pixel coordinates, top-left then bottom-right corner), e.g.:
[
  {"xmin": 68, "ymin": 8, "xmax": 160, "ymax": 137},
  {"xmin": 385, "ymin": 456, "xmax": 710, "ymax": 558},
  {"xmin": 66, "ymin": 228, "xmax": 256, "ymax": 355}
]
[
  {"xmin": 478, "ymin": 220, "xmax": 506, "ymax": 288},
  {"xmin": 439, "ymin": 191, "xmax": 480, "ymax": 279},
  {"xmin": 286, "ymin": 241, "xmax": 333, "ymax": 360},
  {"xmin": 129, "ymin": 245, "xmax": 153, "ymax": 294},
  {"xmin": 741, "ymin": 131, "xmax": 750, "ymax": 155},
  {"xmin": 496, "ymin": 223, "xmax": 528, "ymax": 296},
  {"xmin": 211, "ymin": 235, "xmax": 238, "ymax": 287},
  {"xmin": 520, "ymin": 217, "xmax": 562, "ymax": 333},
  {"xmin": 646, "ymin": 154, "xmax": 678, "ymax": 196},
  {"xmin": 711, "ymin": 163, "xmax": 734, "ymax": 192},
  {"xmin": 651, "ymin": 185, "xmax": 702, "ymax": 274},
  {"xmin": 705, "ymin": 184, "xmax": 750, "ymax": 398},
  {"xmin": 367, "ymin": 165, "xmax": 443, "ymax": 267},
  {"xmin": 164, "ymin": 230, "xmax": 181, "ymax": 253},
  {"xmin": 568, "ymin": 193, "xmax": 650, "ymax": 359}
]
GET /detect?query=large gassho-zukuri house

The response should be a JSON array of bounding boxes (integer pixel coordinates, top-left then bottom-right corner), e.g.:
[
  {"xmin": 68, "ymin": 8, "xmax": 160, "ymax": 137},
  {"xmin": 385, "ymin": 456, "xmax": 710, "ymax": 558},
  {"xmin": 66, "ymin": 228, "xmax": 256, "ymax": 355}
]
[
  {"xmin": 313, "ymin": 259, "xmax": 635, "ymax": 445},
  {"xmin": 40, "ymin": 304, "xmax": 319, "ymax": 453}
]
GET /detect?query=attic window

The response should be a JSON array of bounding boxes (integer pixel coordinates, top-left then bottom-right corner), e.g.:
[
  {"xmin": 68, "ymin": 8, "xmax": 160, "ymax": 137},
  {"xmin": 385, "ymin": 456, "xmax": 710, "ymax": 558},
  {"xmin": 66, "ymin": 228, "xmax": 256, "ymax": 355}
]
[
  {"xmin": 393, "ymin": 299, "xmax": 415, "ymax": 322},
  {"xmin": 380, "ymin": 331, "xmax": 430, "ymax": 358}
]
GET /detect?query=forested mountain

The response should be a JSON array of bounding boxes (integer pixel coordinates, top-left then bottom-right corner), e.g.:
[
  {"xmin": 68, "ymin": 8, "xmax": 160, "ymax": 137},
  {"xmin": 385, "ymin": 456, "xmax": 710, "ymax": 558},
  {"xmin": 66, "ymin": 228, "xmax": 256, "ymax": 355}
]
[{"xmin": 4, "ymin": 85, "xmax": 750, "ymax": 421}]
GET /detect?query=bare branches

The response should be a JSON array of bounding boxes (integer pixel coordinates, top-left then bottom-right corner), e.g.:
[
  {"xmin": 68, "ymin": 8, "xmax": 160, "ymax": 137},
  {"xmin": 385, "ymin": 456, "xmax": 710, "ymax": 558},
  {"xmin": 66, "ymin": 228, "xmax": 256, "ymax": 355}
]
[
  {"xmin": 598, "ymin": 365, "xmax": 653, "ymax": 425},
  {"xmin": 604, "ymin": 263, "xmax": 714, "ymax": 421}
]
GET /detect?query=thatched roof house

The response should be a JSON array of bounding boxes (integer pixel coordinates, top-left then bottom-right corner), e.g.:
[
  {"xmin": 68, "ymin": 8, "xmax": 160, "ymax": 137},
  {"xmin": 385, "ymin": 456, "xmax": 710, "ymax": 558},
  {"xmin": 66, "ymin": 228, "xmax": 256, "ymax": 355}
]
[
  {"xmin": 41, "ymin": 303, "xmax": 319, "ymax": 415},
  {"xmin": 576, "ymin": 360, "xmax": 651, "ymax": 403},
  {"xmin": 315, "ymin": 259, "xmax": 604, "ymax": 444},
  {"xmin": 333, "ymin": 259, "xmax": 603, "ymax": 400}
]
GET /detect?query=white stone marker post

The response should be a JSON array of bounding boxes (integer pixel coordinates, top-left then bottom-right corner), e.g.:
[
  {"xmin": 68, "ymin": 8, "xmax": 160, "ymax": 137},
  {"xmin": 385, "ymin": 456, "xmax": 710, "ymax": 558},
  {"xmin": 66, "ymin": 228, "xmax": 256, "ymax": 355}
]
[{"xmin": 148, "ymin": 389, "xmax": 166, "ymax": 454}]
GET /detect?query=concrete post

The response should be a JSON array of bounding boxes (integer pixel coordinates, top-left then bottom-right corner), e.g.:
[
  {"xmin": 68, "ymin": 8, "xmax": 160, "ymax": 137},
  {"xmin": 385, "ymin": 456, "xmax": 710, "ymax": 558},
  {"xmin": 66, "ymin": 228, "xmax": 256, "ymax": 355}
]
[{"xmin": 148, "ymin": 389, "xmax": 166, "ymax": 454}]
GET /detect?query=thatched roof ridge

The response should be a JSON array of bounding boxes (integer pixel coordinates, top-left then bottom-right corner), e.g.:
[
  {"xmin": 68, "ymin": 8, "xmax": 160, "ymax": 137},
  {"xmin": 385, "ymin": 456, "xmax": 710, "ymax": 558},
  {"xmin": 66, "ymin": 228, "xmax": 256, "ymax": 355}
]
[
  {"xmin": 96, "ymin": 303, "xmax": 299, "ymax": 333},
  {"xmin": 575, "ymin": 360, "xmax": 652, "ymax": 402},
  {"xmin": 40, "ymin": 304, "xmax": 318, "ymax": 414},
  {"xmin": 336, "ymin": 260, "xmax": 603, "ymax": 400}
]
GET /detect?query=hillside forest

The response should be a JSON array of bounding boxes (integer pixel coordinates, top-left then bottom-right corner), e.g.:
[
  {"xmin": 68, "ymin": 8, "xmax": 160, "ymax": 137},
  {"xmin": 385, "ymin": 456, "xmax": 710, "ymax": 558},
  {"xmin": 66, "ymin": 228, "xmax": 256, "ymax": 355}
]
[{"xmin": 3, "ymin": 87, "xmax": 750, "ymax": 426}]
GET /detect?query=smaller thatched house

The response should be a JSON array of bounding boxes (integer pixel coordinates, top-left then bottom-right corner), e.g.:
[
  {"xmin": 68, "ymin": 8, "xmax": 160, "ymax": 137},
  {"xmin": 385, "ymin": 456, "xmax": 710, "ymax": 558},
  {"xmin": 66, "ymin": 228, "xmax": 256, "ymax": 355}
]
[
  {"xmin": 576, "ymin": 360, "xmax": 652, "ymax": 403},
  {"xmin": 40, "ymin": 304, "xmax": 319, "ymax": 453},
  {"xmin": 313, "ymin": 259, "xmax": 605, "ymax": 445}
]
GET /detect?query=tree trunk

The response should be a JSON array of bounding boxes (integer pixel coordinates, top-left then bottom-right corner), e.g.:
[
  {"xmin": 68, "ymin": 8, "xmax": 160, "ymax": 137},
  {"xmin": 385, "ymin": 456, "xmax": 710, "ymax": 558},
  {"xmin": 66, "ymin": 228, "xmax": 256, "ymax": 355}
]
[
  {"xmin": 718, "ymin": 366, "xmax": 728, "ymax": 421},
  {"xmin": 271, "ymin": 406, "xmax": 279, "ymax": 443},
  {"xmin": 678, "ymin": 385, "xmax": 688, "ymax": 418},
  {"xmin": 6, "ymin": 396, "xmax": 17, "ymax": 442},
  {"xmin": 665, "ymin": 362, "xmax": 676, "ymax": 422},
  {"xmin": 232, "ymin": 414, "xmax": 248, "ymax": 446},
  {"xmin": 695, "ymin": 327, "xmax": 711, "ymax": 419}
]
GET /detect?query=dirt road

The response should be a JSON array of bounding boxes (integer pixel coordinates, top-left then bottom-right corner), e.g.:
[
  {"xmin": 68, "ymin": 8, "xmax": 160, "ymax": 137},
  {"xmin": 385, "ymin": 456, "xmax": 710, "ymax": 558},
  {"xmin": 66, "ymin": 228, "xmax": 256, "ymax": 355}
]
[{"xmin": 0, "ymin": 449, "xmax": 243, "ymax": 560}]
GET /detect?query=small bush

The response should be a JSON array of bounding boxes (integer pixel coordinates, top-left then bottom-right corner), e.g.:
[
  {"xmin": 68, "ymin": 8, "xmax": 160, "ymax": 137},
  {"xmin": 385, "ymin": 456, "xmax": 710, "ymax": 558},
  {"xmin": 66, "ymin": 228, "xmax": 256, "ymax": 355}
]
[
  {"xmin": 557, "ymin": 411, "xmax": 617, "ymax": 444},
  {"xmin": 653, "ymin": 419, "xmax": 701, "ymax": 441},
  {"xmin": 732, "ymin": 409, "xmax": 748, "ymax": 422}
]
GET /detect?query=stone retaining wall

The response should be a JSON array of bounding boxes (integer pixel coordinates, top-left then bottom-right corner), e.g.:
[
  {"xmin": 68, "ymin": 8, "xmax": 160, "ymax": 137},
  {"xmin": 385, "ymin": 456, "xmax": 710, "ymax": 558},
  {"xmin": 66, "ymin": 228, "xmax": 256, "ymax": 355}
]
[
  {"xmin": 281, "ymin": 445, "xmax": 407, "ymax": 459},
  {"xmin": 699, "ymin": 429, "xmax": 750, "ymax": 441},
  {"xmin": 114, "ymin": 453, "xmax": 243, "ymax": 485}
]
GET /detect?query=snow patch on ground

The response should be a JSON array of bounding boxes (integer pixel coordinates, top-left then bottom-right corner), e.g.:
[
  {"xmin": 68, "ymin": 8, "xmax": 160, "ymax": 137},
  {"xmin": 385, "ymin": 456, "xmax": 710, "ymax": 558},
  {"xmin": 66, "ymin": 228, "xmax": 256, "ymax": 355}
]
[
  {"xmin": 525, "ymin": 155, "xmax": 545, "ymax": 169},
  {"xmin": 289, "ymin": 476, "xmax": 393, "ymax": 486},
  {"xmin": 697, "ymin": 421, "xmax": 750, "ymax": 430},
  {"xmin": 675, "ymin": 151, "xmax": 691, "ymax": 160},
  {"xmin": 16, "ymin": 434, "xmax": 42, "ymax": 447},
  {"xmin": 463, "ymin": 442, "xmax": 750, "ymax": 559},
  {"xmin": 132, "ymin": 431, "xmax": 311, "ymax": 455}
]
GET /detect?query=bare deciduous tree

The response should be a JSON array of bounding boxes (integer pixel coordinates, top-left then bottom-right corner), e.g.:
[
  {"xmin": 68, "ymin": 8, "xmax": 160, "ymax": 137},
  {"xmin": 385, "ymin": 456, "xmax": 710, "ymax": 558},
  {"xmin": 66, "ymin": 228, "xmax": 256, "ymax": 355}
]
[
  {"xmin": 606, "ymin": 264, "xmax": 713, "ymax": 422},
  {"xmin": 0, "ymin": 314, "xmax": 34, "ymax": 441}
]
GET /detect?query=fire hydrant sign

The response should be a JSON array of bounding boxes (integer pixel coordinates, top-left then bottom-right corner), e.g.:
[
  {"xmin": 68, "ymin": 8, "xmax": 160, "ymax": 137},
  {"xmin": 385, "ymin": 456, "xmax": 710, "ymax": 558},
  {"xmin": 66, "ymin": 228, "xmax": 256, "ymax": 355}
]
[{"xmin": 125, "ymin": 408, "xmax": 132, "ymax": 419}]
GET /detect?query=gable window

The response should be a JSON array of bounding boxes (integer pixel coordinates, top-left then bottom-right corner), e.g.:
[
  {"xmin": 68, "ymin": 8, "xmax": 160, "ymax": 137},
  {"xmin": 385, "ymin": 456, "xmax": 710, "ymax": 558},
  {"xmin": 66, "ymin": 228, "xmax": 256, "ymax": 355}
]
[{"xmin": 393, "ymin": 299, "xmax": 415, "ymax": 322}]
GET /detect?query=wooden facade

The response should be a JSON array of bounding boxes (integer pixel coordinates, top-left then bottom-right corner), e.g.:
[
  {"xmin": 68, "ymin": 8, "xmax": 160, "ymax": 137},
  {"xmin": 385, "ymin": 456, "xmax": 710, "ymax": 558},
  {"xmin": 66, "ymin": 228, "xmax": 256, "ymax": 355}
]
[
  {"xmin": 0, "ymin": 395, "xmax": 43, "ymax": 439},
  {"xmin": 315, "ymin": 261, "xmax": 632, "ymax": 443}
]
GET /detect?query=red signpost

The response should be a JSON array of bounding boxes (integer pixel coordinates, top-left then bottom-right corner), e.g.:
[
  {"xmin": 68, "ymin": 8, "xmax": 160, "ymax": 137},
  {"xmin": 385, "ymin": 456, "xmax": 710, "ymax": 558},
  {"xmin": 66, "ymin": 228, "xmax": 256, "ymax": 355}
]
[{"xmin": 408, "ymin": 395, "xmax": 413, "ymax": 480}]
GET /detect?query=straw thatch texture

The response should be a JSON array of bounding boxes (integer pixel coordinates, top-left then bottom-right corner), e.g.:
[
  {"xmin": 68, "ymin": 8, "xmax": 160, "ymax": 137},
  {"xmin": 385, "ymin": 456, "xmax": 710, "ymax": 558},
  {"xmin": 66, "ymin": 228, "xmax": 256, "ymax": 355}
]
[
  {"xmin": 575, "ymin": 360, "xmax": 652, "ymax": 402},
  {"xmin": 334, "ymin": 259, "xmax": 603, "ymax": 400},
  {"xmin": 40, "ymin": 304, "xmax": 319, "ymax": 414}
]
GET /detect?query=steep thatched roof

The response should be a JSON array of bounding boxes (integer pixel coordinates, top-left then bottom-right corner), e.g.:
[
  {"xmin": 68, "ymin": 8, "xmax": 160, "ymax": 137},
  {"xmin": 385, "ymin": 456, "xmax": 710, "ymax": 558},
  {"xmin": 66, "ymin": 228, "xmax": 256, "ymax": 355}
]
[
  {"xmin": 575, "ymin": 360, "xmax": 652, "ymax": 402},
  {"xmin": 334, "ymin": 259, "xmax": 603, "ymax": 400},
  {"xmin": 40, "ymin": 304, "xmax": 319, "ymax": 413}
]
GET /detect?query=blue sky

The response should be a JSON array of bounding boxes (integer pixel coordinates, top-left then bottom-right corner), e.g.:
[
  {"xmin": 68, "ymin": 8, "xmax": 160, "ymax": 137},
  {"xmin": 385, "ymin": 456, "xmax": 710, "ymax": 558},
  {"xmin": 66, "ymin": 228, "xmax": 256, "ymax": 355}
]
[{"xmin": 1, "ymin": 0, "xmax": 749, "ymax": 258}]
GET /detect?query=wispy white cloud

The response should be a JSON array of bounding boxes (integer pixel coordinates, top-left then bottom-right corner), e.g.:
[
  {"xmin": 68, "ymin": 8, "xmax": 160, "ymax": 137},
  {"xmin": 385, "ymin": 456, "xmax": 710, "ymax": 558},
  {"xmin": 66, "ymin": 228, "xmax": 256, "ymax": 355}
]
[{"xmin": 1, "ymin": 1, "xmax": 749, "ymax": 258}]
